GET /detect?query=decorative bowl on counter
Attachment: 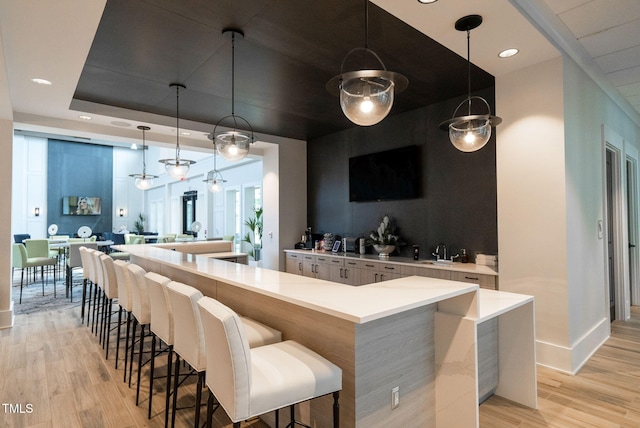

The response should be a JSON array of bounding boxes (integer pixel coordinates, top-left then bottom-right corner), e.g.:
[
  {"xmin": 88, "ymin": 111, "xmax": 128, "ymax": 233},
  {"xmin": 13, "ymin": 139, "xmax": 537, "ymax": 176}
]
[{"xmin": 373, "ymin": 244, "xmax": 396, "ymax": 258}]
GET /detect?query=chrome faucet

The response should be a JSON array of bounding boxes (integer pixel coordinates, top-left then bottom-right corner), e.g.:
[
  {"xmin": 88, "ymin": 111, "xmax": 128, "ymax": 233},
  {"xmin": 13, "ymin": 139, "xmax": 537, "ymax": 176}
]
[{"xmin": 432, "ymin": 243, "xmax": 447, "ymax": 260}]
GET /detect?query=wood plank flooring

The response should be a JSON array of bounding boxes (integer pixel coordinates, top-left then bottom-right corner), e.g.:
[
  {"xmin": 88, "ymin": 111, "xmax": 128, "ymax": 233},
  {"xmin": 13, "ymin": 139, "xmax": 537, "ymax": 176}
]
[{"xmin": 2, "ymin": 289, "xmax": 640, "ymax": 427}]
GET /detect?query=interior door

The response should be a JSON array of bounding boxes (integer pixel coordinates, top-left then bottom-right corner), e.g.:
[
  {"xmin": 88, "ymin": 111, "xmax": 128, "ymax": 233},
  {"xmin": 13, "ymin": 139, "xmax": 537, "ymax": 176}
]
[
  {"xmin": 627, "ymin": 158, "xmax": 638, "ymax": 305},
  {"xmin": 607, "ymin": 149, "xmax": 616, "ymax": 320},
  {"xmin": 182, "ymin": 193, "xmax": 197, "ymax": 235}
]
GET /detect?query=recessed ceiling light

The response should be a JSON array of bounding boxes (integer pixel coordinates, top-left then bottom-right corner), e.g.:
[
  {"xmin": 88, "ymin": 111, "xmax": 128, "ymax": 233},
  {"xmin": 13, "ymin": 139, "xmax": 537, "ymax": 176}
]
[
  {"xmin": 78, "ymin": 115, "xmax": 92, "ymax": 120},
  {"xmin": 111, "ymin": 120, "xmax": 132, "ymax": 127},
  {"xmin": 31, "ymin": 78, "xmax": 52, "ymax": 85},
  {"xmin": 417, "ymin": 0, "xmax": 438, "ymax": 3},
  {"xmin": 498, "ymin": 48, "xmax": 519, "ymax": 58},
  {"xmin": 180, "ymin": 131, "xmax": 191, "ymax": 136}
]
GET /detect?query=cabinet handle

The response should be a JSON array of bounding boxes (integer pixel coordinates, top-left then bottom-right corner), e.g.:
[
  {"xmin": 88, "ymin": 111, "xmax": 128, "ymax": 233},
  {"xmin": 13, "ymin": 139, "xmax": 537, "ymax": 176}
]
[
  {"xmin": 374, "ymin": 273, "xmax": 378, "ymax": 282},
  {"xmin": 315, "ymin": 264, "xmax": 319, "ymax": 274},
  {"xmin": 465, "ymin": 276, "xmax": 479, "ymax": 281},
  {"xmin": 340, "ymin": 268, "xmax": 344, "ymax": 278},
  {"xmin": 384, "ymin": 266, "xmax": 395, "ymax": 270},
  {"xmin": 348, "ymin": 262, "xmax": 356, "ymax": 266},
  {"xmin": 366, "ymin": 264, "xmax": 375, "ymax": 268},
  {"xmin": 380, "ymin": 274, "xmax": 385, "ymax": 281},
  {"xmin": 344, "ymin": 269, "xmax": 349, "ymax": 279},
  {"xmin": 298, "ymin": 262, "xmax": 302, "ymax": 271}
]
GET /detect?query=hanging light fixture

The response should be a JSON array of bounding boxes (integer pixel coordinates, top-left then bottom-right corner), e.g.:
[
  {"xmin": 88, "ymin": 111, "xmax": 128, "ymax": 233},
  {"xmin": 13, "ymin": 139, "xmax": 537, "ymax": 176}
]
[
  {"xmin": 326, "ymin": 0, "xmax": 408, "ymax": 126},
  {"xmin": 159, "ymin": 83, "xmax": 196, "ymax": 178},
  {"xmin": 203, "ymin": 143, "xmax": 227, "ymax": 193},
  {"xmin": 439, "ymin": 15, "xmax": 502, "ymax": 152},
  {"xmin": 209, "ymin": 29, "xmax": 254, "ymax": 162},
  {"xmin": 129, "ymin": 125, "xmax": 158, "ymax": 190}
]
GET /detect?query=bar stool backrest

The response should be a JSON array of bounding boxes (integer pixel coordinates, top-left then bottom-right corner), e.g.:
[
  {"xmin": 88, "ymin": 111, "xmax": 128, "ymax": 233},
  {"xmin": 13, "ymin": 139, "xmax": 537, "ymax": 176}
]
[
  {"xmin": 166, "ymin": 281, "xmax": 206, "ymax": 372},
  {"xmin": 127, "ymin": 263, "xmax": 150, "ymax": 325},
  {"xmin": 145, "ymin": 272, "xmax": 173, "ymax": 345},
  {"xmin": 113, "ymin": 260, "xmax": 133, "ymax": 312},
  {"xmin": 99, "ymin": 254, "xmax": 118, "ymax": 299}
]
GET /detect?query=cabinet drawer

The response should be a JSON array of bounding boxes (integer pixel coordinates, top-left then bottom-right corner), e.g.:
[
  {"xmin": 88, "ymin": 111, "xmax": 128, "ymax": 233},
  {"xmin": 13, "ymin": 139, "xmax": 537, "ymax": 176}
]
[
  {"xmin": 301, "ymin": 254, "xmax": 316, "ymax": 262},
  {"xmin": 346, "ymin": 259, "xmax": 379, "ymax": 270},
  {"xmin": 378, "ymin": 262, "xmax": 400, "ymax": 274},
  {"xmin": 316, "ymin": 256, "xmax": 344, "ymax": 267},
  {"xmin": 450, "ymin": 271, "xmax": 496, "ymax": 289},
  {"xmin": 286, "ymin": 252, "xmax": 301, "ymax": 260}
]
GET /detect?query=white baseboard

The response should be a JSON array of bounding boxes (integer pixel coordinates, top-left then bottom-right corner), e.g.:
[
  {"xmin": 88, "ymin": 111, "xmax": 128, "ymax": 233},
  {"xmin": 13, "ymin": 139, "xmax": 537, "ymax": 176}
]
[
  {"xmin": 0, "ymin": 300, "xmax": 14, "ymax": 329},
  {"xmin": 536, "ymin": 317, "xmax": 610, "ymax": 374}
]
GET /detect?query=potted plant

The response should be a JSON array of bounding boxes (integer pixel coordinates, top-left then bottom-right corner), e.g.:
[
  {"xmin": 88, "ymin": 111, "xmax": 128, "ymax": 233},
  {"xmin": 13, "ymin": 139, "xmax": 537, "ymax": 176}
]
[
  {"xmin": 366, "ymin": 215, "xmax": 402, "ymax": 258},
  {"xmin": 243, "ymin": 207, "xmax": 263, "ymax": 261},
  {"xmin": 133, "ymin": 213, "xmax": 146, "ymax": 235}
]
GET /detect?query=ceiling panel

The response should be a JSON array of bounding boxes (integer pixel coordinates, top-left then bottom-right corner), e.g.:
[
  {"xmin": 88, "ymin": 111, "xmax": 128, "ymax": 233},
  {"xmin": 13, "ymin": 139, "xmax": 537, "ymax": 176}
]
[
  {"xmin": 557, "ymin": 0, "xmax": 640, "ymax": 39},
  {"xmin": 72, "ymin": 0, "xmax": 494, "ymax": 141},
  {"xmin": 579, "ymin": 19, "xmax": 640, "ymax": 58}
]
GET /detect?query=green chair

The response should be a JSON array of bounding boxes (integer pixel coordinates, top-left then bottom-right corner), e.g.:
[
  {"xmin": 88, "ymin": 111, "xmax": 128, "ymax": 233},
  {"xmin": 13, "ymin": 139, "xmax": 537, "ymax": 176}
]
[
  {"xmin": 12, "ymin": 243, "xmax": 58, "ymax": 304},
  {"xmin": 25, "ymin": 238, "xmax": 57, "ymax": 281},
  {"xmin": 124, "ymin": 234, "xmax": 144, "ymax": 245},
  {"xmin": 222, "ymin": 235, "xmax": 235, "ymax": 243}
]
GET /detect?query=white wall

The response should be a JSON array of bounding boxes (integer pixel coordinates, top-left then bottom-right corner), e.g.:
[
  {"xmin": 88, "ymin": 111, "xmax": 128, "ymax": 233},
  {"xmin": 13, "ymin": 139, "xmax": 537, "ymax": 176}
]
[
  {"xmin": 113, "ymin": 146, "xmax": 144, "ymax": 232},
  {"xmin": 563, "ymin": 56, "xmax": 640, "ymax": 368},
  {"xmin": 1, "ymin": 119, "xmax": 14, "ymax": 328},
  {"xmin": 12, "ymin": 135, "xmax": 47, "ymax": 238},
  {"xmin": 497, "ymin": 55, "xmax": 640, "ymax": 373},
  {"xmin": 496, "ymin": 57, "xmax": 572, "ymax": 371}
]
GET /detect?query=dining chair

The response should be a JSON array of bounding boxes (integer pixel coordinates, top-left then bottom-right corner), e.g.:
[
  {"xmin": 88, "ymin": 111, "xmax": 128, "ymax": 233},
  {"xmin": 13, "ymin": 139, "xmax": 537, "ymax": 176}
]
[
  {"xmin": 12, "ymin": 243, "xmax": 58, "ymax": 304},
  {"xmin": 197, "ymin": 296, "xmax": 342, "ymax": 428}
]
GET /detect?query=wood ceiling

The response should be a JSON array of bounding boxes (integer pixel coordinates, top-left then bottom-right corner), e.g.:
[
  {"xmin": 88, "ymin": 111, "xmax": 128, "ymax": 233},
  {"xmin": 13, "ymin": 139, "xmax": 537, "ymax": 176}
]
[{"xmin": 73, "ymin": 0, "xmax": 494, "ymax": 141}]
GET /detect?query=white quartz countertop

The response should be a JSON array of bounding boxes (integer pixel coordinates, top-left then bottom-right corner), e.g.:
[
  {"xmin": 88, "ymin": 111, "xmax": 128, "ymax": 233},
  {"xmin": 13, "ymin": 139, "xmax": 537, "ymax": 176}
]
[
  {"xmin": 123, "ymin": 245, "xmax": 479, "ymax": 323},
  {"xmin": 284, "ymin": 249, "xmax": 499, "ymax": 276}
]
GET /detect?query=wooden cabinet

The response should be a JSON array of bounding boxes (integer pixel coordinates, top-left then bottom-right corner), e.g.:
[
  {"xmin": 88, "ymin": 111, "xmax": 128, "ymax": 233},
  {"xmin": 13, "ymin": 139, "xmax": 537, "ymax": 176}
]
[
  {"xmin": 450, "ymin": 271, "xmax": 497, "ymax": 290},
  {"xmin": 285, "ymin": 252, "xmax": 303, "ymax": 275},
  {"xmin": 284, "ymin": 250, "xmax": 498, "ymax": 289},
  {"xmin": 378, "ymin": 262, "xmax": 402, "ymax": 282}
]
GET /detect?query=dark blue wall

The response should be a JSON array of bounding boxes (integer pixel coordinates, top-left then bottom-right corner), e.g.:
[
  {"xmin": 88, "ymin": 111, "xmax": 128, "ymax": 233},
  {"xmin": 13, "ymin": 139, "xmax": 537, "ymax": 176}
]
[
  {"xmin": 308, "ymin": 89, "xmax": 498, "ymax": 260},
  {"xmin": 47, "ymin": 140, "xmax": 113, "ymax": 237}
]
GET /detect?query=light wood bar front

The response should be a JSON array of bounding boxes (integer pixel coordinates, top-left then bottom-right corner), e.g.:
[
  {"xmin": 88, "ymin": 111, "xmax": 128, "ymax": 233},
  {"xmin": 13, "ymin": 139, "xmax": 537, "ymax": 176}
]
[{"xmin": 119, "ymin": 245, "xmax": 532, "ymax": 428}]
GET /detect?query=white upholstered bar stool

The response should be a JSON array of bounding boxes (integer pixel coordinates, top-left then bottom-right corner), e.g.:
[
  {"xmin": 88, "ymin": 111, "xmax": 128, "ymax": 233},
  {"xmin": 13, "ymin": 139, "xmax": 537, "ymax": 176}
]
[
  {"xmin": 127, "ymin": 263, "xmax": 153, "ymax": 404},
  {"xmin": 67, "ymin": 242, "xmax": 96, "ymax": 302},
  {"xmin": 113, "ymin": 260, "xmax": 133, "ymax": 376},
  {"xmin": 165, "ymin": 282, "xmax": 282, "ymax": 428},
  {"xmin": 197, "ymin": 297, "xmax": 342, "ymax": 428},
  {"xmin": 99, "ymin": 254, "xmax": 119, "ymax": 360},
  {"xmin": 78, "ymin": 247, "xmax": 95, "ymax": 324},
  {"xmin": 145, "ymin": 272, "xmax": 173, "ymax": 423},
  {"xmin": 90, "ymin": 250, "xmax": 106, "ymax": 336}
]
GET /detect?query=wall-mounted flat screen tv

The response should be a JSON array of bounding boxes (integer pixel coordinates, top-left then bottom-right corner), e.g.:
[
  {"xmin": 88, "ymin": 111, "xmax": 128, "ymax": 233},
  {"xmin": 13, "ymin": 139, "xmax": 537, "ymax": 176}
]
[
  {"xmin": 349, "ymin": 145, "xmax": 421, "ymax": 202},
  {"xmin": 62, "ymin": 196, "xmax": 102, "ymax": 215}
]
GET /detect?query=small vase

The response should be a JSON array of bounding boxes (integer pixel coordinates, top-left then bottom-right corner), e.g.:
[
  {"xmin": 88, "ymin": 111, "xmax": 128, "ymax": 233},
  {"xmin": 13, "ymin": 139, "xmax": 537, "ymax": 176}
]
[{"xmin": 373, "ymin": 244, "xmax": 396, "ymax": 258}]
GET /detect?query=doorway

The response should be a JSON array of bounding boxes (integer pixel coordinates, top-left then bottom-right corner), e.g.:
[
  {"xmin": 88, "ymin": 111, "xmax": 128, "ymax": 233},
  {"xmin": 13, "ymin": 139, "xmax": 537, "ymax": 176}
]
[
  {"xmin": 627, "ymin": 155, "xmax": 640, "ymax": 306},
  {"xmin": 603, "ymin": 125, "xmax": 630, "ymax": 322}
]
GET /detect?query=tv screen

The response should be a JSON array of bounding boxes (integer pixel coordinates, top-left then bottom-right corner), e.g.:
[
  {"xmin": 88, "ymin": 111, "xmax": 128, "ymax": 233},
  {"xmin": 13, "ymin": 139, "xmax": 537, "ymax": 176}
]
[
  {"xmin": 63, "ymin": 196, "xmax": 102, "ymax": 215},
  {"xmin": 349, "ymin": 145, "xmax": 421, "ymax": 202}
]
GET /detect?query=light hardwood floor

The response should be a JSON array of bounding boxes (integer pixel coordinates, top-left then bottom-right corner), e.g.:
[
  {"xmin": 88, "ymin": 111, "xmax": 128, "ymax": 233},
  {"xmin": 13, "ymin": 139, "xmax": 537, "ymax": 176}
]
[{"xmin": 2, "ymin": 299, "xmax": 640, "ymax": 427}]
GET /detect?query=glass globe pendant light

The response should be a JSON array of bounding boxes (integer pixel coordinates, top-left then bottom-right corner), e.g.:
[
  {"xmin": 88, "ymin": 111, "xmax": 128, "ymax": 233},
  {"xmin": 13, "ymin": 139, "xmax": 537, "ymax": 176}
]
[
  {"xmin": 129, "ymin": 125, "xmax": 158, "ymax": 190},
  {"xmin": 210, "ymin": 29, "xmax": 254, "ymax": 162},
  {"xmin": 326, "ymin": 0, "xmax": 408, "ymax": 126},
  {"xmin": 203, "ymin": 144, "xmax": 227, "ymax": 193},
  {"xmin": 439, "ymin": 15, "xmax": 501, "ymax": 152},
  {"xmin": 159, "ymin": 83, "xmax": 196, "ymax": 178}
]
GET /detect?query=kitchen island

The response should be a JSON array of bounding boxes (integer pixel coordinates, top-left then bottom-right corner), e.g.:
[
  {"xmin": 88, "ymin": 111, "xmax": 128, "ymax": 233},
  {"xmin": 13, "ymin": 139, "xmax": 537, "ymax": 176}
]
[{"xmin": 118, "ymin": 245, "xmax": 536, "ymax": 428}]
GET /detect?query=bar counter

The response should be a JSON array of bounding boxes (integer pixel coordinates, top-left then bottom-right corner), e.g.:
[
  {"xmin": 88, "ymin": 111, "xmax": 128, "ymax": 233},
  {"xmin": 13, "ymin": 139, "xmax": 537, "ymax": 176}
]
[{"xmin": 117, "ymin": 244, "xmax": 536, "ymax": 428}]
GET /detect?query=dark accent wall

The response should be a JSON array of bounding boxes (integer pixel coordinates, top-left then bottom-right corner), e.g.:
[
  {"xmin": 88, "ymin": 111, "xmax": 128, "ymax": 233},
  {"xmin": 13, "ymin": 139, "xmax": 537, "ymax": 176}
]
[
  {"xmin": 307, "ymin": 89, "xmax": 498, "ymax": 260},
  {"xmin": 47, "ymin": 140, "xmax": 113, "ymax": 236}
]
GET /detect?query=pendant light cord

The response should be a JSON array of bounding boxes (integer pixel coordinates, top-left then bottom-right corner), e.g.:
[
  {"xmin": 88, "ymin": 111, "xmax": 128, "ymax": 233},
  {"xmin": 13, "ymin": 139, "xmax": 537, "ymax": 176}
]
[
  {"xmin": 231, "ymin": 32, "xmax": 236, "ymax": 117},
  {"xmin": 142, "ymin": 128, "xmax": 147, "ymax": 175},
  {"xmin": 467, "ymin": 29, "xmax": 472, "ymax": 116},
  {"xmin": 364, "ymin": 0, "xmax": 369, "ymax": 50},
  {"xmin": 175, "ymin": 84, "xmax": 181, "ymax": 160}
]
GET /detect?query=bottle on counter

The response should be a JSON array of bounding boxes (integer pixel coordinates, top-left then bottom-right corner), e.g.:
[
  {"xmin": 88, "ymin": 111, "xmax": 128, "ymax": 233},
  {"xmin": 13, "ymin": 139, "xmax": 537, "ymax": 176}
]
[{"xmin": 461, "ymin": 248, "xmax": 468, "ymax": 263}]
